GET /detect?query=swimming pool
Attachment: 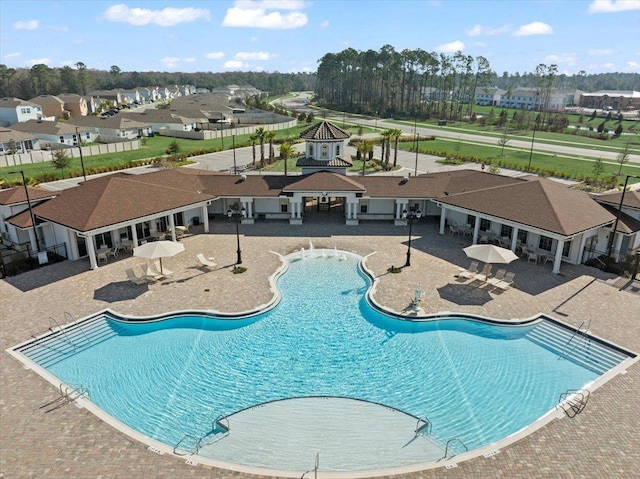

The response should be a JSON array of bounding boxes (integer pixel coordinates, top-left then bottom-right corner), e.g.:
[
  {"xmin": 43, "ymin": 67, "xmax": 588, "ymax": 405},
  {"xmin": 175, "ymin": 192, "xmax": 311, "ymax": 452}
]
[{"xmin": 11, "ymin": 251, "xmax": 635, "ymax": 476}]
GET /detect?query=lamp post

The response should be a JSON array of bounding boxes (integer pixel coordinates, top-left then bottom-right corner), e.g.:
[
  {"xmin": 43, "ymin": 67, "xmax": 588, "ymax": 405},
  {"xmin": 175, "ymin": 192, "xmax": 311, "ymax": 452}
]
[
  {"xmin": 402, "ymin": 207, "xmax": 422, "ymax": 267},
  {"xmin": 75, "ymin": 127, "xmax": 87, "ymax": 181},
  {"xmin": 607, "ymin": 174, "xmax": 640, "ymax": 258},
  {"xmin": 227, "ymin": 205, "xmax": 246, "ymax": 265},
  {"xmin": 9, "ymin": 170, "xmax": 41, "ymax": 252},
  {"xmin": 232, "ymin": 134, "xmax": 237, "ymax": 175},
  {"xmin": 414, "ymin": 133, "xmax": 420, "ymax": 176},
  {"xmin": 527, "ymin": 115, "xmax": 540, "ymax": 171}
]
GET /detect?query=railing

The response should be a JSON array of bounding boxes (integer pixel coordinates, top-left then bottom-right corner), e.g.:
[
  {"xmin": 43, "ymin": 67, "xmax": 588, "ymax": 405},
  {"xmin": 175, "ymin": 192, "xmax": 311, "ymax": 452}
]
[
  {"xmin": 561, "ymin": 318, "xmax": 591, "ymax": 359},
  {"xmin": 173, "ymin": 434, "xmax": 200, "ymax": 455},
  {"xmin": 48, "ymin": 316, "xmax": 76, "ymax": 350},
  {"xmin": 415, "ymin": 416, "xmax": 432, "ymax": 436},
  {"xmin": 64, "ymin": 311, "xmax": 91, "ymax": 346},
  {"xmin": 442, "ymin": 438, "xmax": 468, "ymax": 459},
  {"xmin": 213, "ymin": 415, "xmax": 230, "ymax": 433},
  {"xmin": 557, "ymin": 389, "xmax": 590, "ymax": 418},
  {"xmin": 41, "ymin": 382, "xmax": 89, "ymax": 413}
]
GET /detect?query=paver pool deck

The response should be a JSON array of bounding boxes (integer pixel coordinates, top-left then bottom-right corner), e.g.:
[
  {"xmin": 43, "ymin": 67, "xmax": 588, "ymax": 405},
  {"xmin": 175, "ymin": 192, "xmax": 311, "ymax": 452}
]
[{"xmin": 1, "ymin": 220, "xmax": 639, "ymax": 479}]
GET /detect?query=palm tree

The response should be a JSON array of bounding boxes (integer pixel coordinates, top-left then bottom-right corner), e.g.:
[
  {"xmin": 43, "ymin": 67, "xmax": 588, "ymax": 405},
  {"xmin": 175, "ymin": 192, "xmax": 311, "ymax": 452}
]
[
  {"xmin": 279, "ymin": 142, "xmax": 295, "ymax": 176},
  {"xmin": 254, "ymin": 127, "xmax": 267, "ymax": 168},
  {"xmin": 355, "ymin": 140, "xmax": 374, "ymax": 176},
  {"xmin": 249, "ymin": 132, "xmax": 258, "ymax": 166},
  {"xmin": 265, "ymin": 131, "xmax": 276, "ymax": 163},
  {"xmin": 390, "ymin": 128, "xmax": 402, "ymax": 167},
  {"xmin": 380, "ymin": 129, "xmax": 393, "ymax": 166}
]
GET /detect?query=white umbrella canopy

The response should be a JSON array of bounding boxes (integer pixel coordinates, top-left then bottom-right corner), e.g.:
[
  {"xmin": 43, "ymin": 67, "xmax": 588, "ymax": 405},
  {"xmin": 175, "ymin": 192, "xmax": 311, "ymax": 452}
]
[
  {"xmin": 463, "ymin": 244, "xmax": 519, "ymax": 264},
  {"xmin": 133, "ymin": 240, "xmax": 185, "ymax": 274}
]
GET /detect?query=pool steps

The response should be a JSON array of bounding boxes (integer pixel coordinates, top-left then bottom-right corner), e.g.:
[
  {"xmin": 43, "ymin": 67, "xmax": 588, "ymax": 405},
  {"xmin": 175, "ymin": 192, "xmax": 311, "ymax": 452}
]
[
  {"xmin": 18, "ymin": 316, "xmax": 125, "ymax": 368},
  {"xmin": 524, "ymin": 320, "xmax": 629, "ymax": 375}
]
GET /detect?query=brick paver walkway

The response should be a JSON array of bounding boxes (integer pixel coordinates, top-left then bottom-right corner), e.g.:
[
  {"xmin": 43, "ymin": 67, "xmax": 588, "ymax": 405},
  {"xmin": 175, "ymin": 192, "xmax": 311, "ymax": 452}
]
[{"xmin": 2, "ymin": 220, "xmax": 639, "ymax": 478}]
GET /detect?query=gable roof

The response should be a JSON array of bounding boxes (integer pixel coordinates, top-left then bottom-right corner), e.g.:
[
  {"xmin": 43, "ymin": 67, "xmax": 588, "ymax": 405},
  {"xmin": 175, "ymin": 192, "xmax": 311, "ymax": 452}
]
[
  {"xmin": 438, "ymin": 177, "xmax": 615, "ymax": 236},
  {"xmin": 296, "ymin": 157, "xmax": 353, "ymax": 167},
  {"xmin": 11, "ymin": 119, "xmax": 86, "ymax": 135},
  {"xmin": 0, "ymin": 128, "xmax": 38, "ymax": 143},
  {"xmin": 29, "ymin": 95, "xmax": 65, "ymax": 105},
  {"xmin": 283, "ymin": 172, "xmax": 365, "ymax": 193},
  {"xmin": 300, "ymin": 121, "xmax": 350, "ymax": 140},
  {"xmin": 0, "ymin": 186, "xmax": 58, "ymax": 206},
  {"xmin": 67, "ymin": 115, "xmax": 151, "ymax": 130},
  {"xmin": 593, "ymin": 190, "xmax": 640, "ymax": 210},
  {"xmin": 0, "ymin": 97, "xmax": 40, "ymax": 109}
]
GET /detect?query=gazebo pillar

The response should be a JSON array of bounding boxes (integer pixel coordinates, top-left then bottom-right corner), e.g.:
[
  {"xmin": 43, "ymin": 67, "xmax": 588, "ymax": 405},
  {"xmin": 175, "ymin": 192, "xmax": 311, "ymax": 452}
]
[
  {"xmin": 439, "ymin": 207, "xmax": 447, "ymax": 235},
  {"xmin": 552, "ymin": 239, "xmax": 565, "ymax": 274},
  {"xmin": 86, "ymin": 235, "xmax": 98, "ymax": 270}
]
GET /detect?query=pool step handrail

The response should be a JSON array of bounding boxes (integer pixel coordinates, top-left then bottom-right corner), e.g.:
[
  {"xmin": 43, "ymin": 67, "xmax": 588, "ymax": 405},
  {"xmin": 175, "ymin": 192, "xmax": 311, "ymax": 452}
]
[
  {"xmin": 415, "ymin": 416, "xmax": 432, "ymax": 436},
  {"xmin": 64, "ymin": 311, "xmax": 91, "ymax": 346},
  {"xmin": 442, "ymin": 438, "xmax": 468, "ymax": 459},
  {"xmin": 561, "ymin": 318, "xmax": 592, "ymax": 358},
  {"xmin": 557, "ymin": 388, "xmax": 590, "ymax": 418},
  {"xmin": 213, "ymin": 415, "xmax": 230, "ymax": 433},
  {"xmin": 48, "ymin": 316, "xmax": 76, "ymax": 350},
  {"xmin": 173, "ymin": 434, "xmax": 200, "ymax": 455}
]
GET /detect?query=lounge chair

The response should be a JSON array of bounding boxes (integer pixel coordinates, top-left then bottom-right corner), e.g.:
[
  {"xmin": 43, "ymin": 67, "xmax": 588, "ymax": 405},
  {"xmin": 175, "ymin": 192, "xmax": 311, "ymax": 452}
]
[
  {"xmin": 126, "ymin": 268, "xmax": 149, "ymax": 286},
  {"xmin": 456, "ymin": 261, "xmax": 479, "ymax": 280},
  {"xmin": 141, "ymin": 264, "xmax": 161, "ymax": 281},
  {"xmin": 494, "ymin": 272, "xmax": 516, "ymax": 291},
  {"xmin": 197, "ymin": 253, "xmax": 216, "ymax": 269},
  {"xmin": 474, "ymin": 263, "xmax": 493, "ymax": 282},
  {"xmin": 151, "ymin": 260, "xmax": 173, "ymax": 277},
  {"xmin": 486, "ymin": 269, "xmax": 507, "ymax": 288}
]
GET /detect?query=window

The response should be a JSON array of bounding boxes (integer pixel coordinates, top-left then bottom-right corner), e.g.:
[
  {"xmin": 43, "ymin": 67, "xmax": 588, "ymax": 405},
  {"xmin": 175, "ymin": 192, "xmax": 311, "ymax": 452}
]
[
  {"xmin": 309, "ymin": 144, "xmax": 314, "ymax": 156},
  {"xmin": 360, "ymin": 200, "xmax": 369, "ymax": 214},
  {"xmin": 480, "ymin": 218, "xmax": 491, "ymax": 231},
  {"xmin": 466, "ymin": 215, "xmax": 476, "ymax": 227},
  {"xmin": 517, "ymin": 230, "xmax": 528, "ymax": 244},
  {"xmin": 59, "ymin": 136, "xmax": 65, "ymax": 143},
  {"xmin": 321, "ymin": 144, "xmax": 328, "ymax": 158},
  {"xmin": 538, "ymin": 235, "xmax": 553, "ymax": 252},
  {"xmin": 562, "ymin": 240, "xmax": 571, "ymax": 257},
  {"xmin": 281, "ymin": 204, "xmax": 288, "ymax": 213},
  {"xmin": 500, "ymin": 225, "xmax": 513, "ymax": 239},
  {"xmin": 20, "ymin": 107, "xmax": 30, "ymax": 114},
  {"xmin": 336, "ymin": 145, "xmax": 340, "ymax": 156}
]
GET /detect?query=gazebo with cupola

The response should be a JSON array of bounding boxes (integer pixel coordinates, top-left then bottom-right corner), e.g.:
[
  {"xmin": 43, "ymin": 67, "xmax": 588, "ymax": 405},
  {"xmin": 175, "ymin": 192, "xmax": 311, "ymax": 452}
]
[{"xmin": 295, "ymin": 120, "xmax": 352, "ymax": 175}]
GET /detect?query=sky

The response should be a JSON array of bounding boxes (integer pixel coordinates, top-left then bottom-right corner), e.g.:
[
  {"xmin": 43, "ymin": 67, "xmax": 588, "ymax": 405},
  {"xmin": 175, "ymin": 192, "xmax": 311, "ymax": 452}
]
[{"xmin": 1, "ymin": 0, "xmax": 639, "ymax": 76}]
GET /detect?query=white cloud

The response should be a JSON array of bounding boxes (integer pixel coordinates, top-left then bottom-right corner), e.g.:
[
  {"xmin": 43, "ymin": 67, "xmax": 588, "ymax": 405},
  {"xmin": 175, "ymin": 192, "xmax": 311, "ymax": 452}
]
[
  {"xmin": 628, "ymin": 61, "xmax": 639, "ymax": 68},
  {"xmin": 588, "ymin": 48, "xmax": 615, "ymax": 56},
  {"xmin": 47, "ymin": 25, "xmax": 69, "ymax": 32},
  {"xmin": 320, "ymin": 20, "xmax": 329, "ymax": 28},
  {"xmin": 603, "ymin": 62, "xmax": 615, "ymax": 69},
  {"xmin": 224, "ymin": 60, "xmax": 250, "ymax": 69},
  {"xmin": 59, "ymin": 60, "xmax": 74, "ymax": 67},
  {"xmin": 222, "ymin": 0, "xmax": 308, "ymax": 29},
  {"xmin": 250, "ymin": 36, "xmax": 260, "ymax": 42},
  {"xmin": 205, "ymin": 52, "xmax": 225, "ymax": 60},
  {"xmin": 25, "ymin": 57, "xmax": 52, "ymax": 66},
  {"xmin": 290, "ymin": 65, "xmax": 313, "ymax": 73},
  {"xmin": 433, "ymin": 40, "xmax": 465, "ymax": 53},
  {"xmin": 235, "ymin": 51, "xmax": 271, "ymax": 60},
  {"xmin": 588, "ymin": 0, "xmax": 640, "ymax": 13},
  {"xmin": 466, "ymin": 24, "xmax": 510, "ymax": 36},
  {"xmin": 14, "ymin": 19, "xmax": 39, "ymax": 30},
  {"xmin": 103, "ymin": 4, "xmax": 211, "ymax": 27},
  {"xmin": 544, "ymin": 54, "xmax": 577, "ymax": 66},
  {"xmin": 514, "ymin": 21, "xmax": 553, "ymax": 36},
  {"xmin": 184, "ymin": 57, "xmax": 196, "ymax": 62},
  {"xmin": 160, "ymin": 57, "xmax": 181, "ymax": 68},
  {"xmin": 4, "ymin": 52, "xmax": 21, "ymax": 59}
]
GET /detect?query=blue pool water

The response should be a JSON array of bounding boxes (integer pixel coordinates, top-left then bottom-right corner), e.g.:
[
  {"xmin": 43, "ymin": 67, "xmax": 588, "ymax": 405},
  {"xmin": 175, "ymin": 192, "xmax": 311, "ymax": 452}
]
[{"xmin": 22, "ymin": 254, "xmax": 621, "ymax": 472}]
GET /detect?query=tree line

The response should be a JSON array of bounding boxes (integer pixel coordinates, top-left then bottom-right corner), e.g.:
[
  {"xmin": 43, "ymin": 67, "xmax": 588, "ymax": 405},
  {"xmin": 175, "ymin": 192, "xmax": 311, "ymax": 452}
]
[{"xmin": 0, "ymin": 63, "xmax": 316, "ymax": 99}]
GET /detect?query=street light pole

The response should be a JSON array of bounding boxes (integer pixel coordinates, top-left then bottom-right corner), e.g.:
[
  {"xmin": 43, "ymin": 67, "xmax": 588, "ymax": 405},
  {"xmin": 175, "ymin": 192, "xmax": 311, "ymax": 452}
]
[
  {"xmin": 232, "ymin": 134, "xmax": 237, "ymax": 175},
  {"xmin": 607, "ymin": 174, "xmax": 640, "ymax": 258},
  {"xmin": 9, "ymin": 170, "xmax": 41, "ymax": 252},
  {"xmin": 227, "ymin": 206, "xmax": 246, "ymax": 265},
  {"xmin": 75, "ymin": 127, "xmax": 87, "ymax": 181},
  {"xmin": 402, "ymin": 208, "xmax": 422, "ymax": 267},
  {"xmin": 414, "ymin": 133, "xmax": 420, "ymax": 176},
  {"xmin": 527, "ymin": 115, "xmax": 540, "ymax": 171}
]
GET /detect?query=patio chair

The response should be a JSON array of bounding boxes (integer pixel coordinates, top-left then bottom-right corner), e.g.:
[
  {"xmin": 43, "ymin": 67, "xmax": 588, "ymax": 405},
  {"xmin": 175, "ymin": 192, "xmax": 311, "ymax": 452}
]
[
  {"xmin": 456, "ymin": 261, "xmax": 479, "ymax": 280},
  {"xmin": 474, "ymin": 263, "xmax": 493, "ymax": 282},
  {"xmin": 494, "ymin": 272, "xmax": 516, "ymax": 291},
  {"xmin": 107, "ymin": 248, "xmax": 119, "ymax": 260},
  {"xmin": 448, "ymin": 224, "xmax": 459, "ymax": 235},
  {"xmin": 486, "ymin": 269, "xmax": 507, "ymax": 288},
  {"xmin": 126, "ymin": 268, "xmax": 149, "ymax": 286},
  {"xmin": 151, "ymin": 260, "xmax": 173, "ymax": 277},
  {"xmin": 97, "ymin": 252, "xmax": 108, "ymax": 265},
  {"xmin": 197, "ymin": 253, "xmax": 217, "ymax": 269},
  {"xmin": 527, "ymin": 252, "xmax": 539, "ymax": 263},
  {"xmin": 141, "ymin": 264, "xmax": 161, "ymax": 282}
]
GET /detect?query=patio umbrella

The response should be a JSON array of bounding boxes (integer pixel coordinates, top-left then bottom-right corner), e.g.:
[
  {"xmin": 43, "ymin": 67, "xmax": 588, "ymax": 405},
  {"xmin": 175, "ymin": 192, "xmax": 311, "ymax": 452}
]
[
  {"xmin": 133, "ymin": 240, "xmax": 185, "ymax": 275},
  {"xmin": 463, "ymin": 244, "xmax": 519, "ymax": 280}
]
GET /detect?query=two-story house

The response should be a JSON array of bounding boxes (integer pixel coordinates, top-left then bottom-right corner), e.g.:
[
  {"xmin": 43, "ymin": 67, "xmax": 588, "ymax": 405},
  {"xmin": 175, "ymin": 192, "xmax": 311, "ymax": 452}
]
[
  {"xmin": 0, "ymin": 98, "xmax": 42, "ymax": 127},
  {"xmin": 11, "ymin": 120, "xmax": 92, "ymax": 146}
]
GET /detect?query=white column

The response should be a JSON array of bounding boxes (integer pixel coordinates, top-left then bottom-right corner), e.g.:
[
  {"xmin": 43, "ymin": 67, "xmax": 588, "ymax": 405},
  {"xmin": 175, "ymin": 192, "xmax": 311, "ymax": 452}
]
[
  {"xmin": 395, "ymin": 202, "xmax": 402, "ymax": 219},
  {"xmin": 352, "ymin": 201, "xmax": 358, "ymax": 219},
  {"xmin": 297, "ymin": 201, "xmax": 303, "ymax": 219},
  {"xmin": 86, "ymin": 235, "xmax": 97, "ymax": 270},
  {"xmin": 28, "ymin": 229, "xmax": 38, "ymax": 253},
  {"xmin": 168, "ymin": 214, "xmax": 176, "ymax": 242},
  {"xmin": 553, "ymin": 239, "xmax": 565, "ymax": 274},
  {"xmin": 201, "ymin": 205, "xmax": 210, "ymax": 233},
  {"xmin": 131, "ymin": 224, "xmax": 139, "ymax": 247},
  {"xmin": 472, "ymin": 217, "xmax": 481, "ymax": 244},
  {"xmin": 439, "ymin": 207, "xmax": 447, "ymax": 235},
  {"xmin": 511, "ymin": 226, "xmax": 519, "ymax": 252}
]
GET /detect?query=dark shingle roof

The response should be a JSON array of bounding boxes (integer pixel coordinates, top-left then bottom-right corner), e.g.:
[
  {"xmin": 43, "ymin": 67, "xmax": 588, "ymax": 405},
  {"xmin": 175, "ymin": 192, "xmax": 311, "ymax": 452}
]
[
  {"xmin": 295, "ymin": 157, "xmax": 353, "ymax": 167},
  {"xmin": 283, "ymin": 172, "xmax": 365, "ymax": 193},
  {"xmin": 0, "ymin": 186, "xmax": 58, "ymax": 206},
  {"xmin": 593, "ymin": 191, "xmax": 640, "ymax": 210},
  {"xmin": 299, "ymin": 121, "xmax": 350, "ymax": 140},
  {"xmin": 11, "ymin": 119, "xmax": 84, "ymax": 135}
]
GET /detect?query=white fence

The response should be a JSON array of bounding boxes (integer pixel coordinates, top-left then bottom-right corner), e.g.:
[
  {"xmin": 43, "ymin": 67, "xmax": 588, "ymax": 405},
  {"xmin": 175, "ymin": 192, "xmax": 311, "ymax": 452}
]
[
  {"xmin": 158, "ymin": 120, "xmax": 297, "ymax": 140},
  {"xmin": 0, "ymin": 140, "xmax": 141, "ymax": 168}
]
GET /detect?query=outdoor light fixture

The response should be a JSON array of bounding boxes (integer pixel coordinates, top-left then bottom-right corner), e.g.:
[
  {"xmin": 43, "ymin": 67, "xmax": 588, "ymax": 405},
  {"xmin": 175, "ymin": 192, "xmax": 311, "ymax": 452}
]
[
  {"xmin": 402, "ymin": 207, "xmax": 422, "ymax": 267},
  {"xmin": 9, "ymin": 170, "xmax": 41, "ymax": 253},
  {"xmin": 227, "ymin": 206, "xmax": 247, "ymax": 265}
]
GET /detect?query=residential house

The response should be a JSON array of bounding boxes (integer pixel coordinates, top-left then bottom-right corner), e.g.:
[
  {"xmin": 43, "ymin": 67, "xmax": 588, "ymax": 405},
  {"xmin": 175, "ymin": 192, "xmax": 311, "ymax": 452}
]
[
  {"xmin": 119, "ymin": 110, "xmax": 196, "ymax": 132},
  {"xmin": 11, "ymin": 119, "xmax": 92, "ymax": 146},
  {"xmin": 475, "ymin": 87, "xmax": 505, "ymax": 107},
  {"xmin": 0, "ymin": 98, "xmax": 42, "ymax": 127},
  {"xmin": 83, "ymin": 95, "xmax": 99, "ymax": 115},
  {"xmin": 136, "ymin": 87, "xmax": 157, "ymax": 103},
  {"xmin": 579, "ymin": 91, "xmax": 640, "ymax": 111},
  {"xmin": 89, "ymin": 89, "xmax": 123, "ymax": 108},
  {"xmin": 29, "ymin": 95, "xmax": 67, "ymax": 120},
  {"xmin": 0, "ymin": 128, "xmax": 41, "ymax": 155},
  {"xmin": 0, "ymin": 186, "xmax": 58, "ymax": 251},
  {"xmin": 118, "ymin": 89, "xmax": 141, "ymax": 105},
  {"xmin": 57, "ymin": 93, "xmax": 89, "ymax": 118},
  {"xmin": 67, "ymin": 115, "xmax": 152, "ymax": 139},
  {"xmin": 591, "ymin": 190, "xmax": 640, "ymax": 260}
]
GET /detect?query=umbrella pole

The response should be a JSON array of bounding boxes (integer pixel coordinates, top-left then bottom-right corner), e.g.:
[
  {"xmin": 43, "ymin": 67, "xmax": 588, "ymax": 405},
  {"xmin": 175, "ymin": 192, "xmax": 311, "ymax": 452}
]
[{"xmin": 160, "ymin": 258, "xmax": 164, "ymax": 275}]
